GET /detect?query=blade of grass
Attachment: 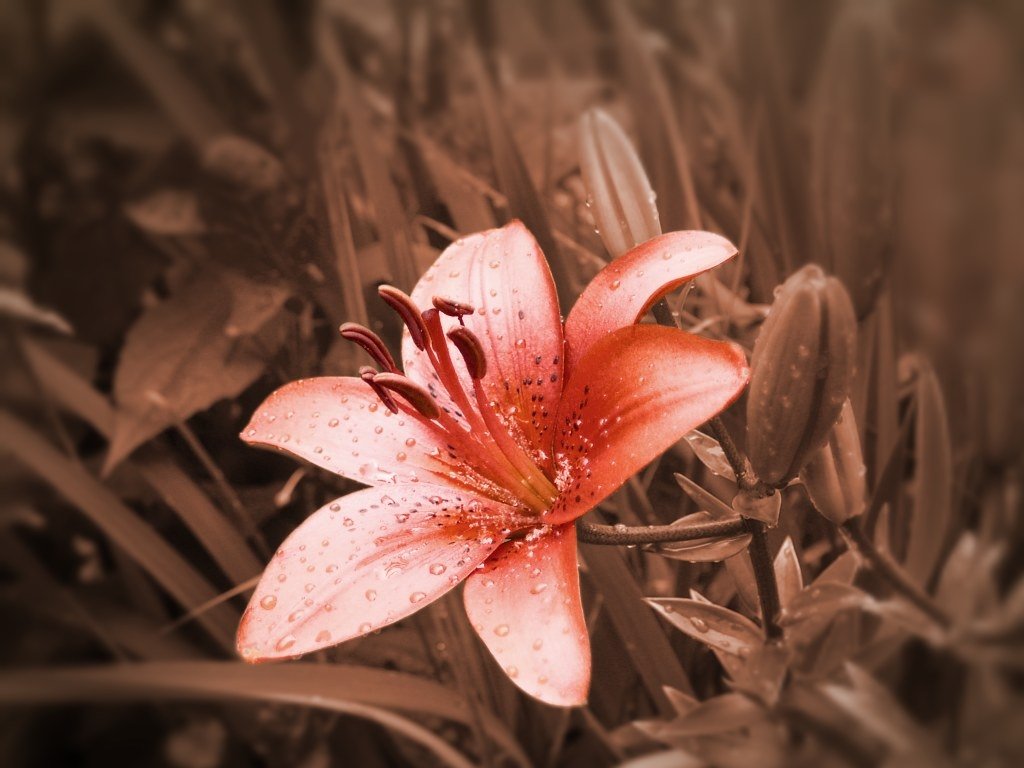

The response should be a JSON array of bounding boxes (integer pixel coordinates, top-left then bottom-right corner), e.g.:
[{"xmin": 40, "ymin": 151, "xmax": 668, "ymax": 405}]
[
  {"xmin": 0, "ymin": 662, "xmax": 527, "ymax": 768},
  {"xmin": 0, "ymin": 410, "xmax": 237, "ymax": 652},
  {"xmin": 580, "ymin": 543, "xmax": 694, "ymax": 712}
]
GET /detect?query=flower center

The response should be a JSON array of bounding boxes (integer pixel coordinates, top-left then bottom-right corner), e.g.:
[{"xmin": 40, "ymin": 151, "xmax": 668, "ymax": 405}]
[{"xmin": 341, "ymin": 286, "xmax": 558, "ymax": 515}]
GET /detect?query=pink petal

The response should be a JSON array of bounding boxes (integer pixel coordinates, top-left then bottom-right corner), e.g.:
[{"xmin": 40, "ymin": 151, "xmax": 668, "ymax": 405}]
[
  {"xmin": 548, "ymin": 325, "xmax": 749, "ymax": 525},
  {"xmin": 238, "ymin": 483, "xmax": 523, "ymax": 661},
  {"xmin": 463, "ymin": 524, "xmax": 590, "ymax": 707},
  {"xmin": 563, "ymin": 230, "xmax": 737, "ymax": 372},
  {"xmin": 241, "ymin": 377, "xmax": 505, "ymax": 498},
  {"xmin": 404, "ymin": 221, "xmax": 564, "ymax": 468}
]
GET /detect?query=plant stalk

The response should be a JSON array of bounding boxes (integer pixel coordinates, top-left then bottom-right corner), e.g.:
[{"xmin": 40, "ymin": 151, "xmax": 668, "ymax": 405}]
[
  {"xmin": 840, "ymin": 518, "xmax": 951, "ymax": 629},
  {"xmin": 576, "ymin": 518, "xmax": 745, "ymax": 546}
]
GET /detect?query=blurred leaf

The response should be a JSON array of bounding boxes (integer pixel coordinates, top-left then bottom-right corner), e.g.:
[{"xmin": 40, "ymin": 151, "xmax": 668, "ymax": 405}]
[
  {"xmin": 647, "ymin": 597, "xmax": 763, "ymax": 657},
  {"xmin": 821, "ymin": 664, "xmax": 947, "ymax": 763},
  {"xmin": 202, "ymin": 135, "xmax": 286, "ymax": 193},
  {"xmin": 105, "ymin": 267, "xmax": 289, "ymax": 472},
  {"xmin": 810, "ymin": 1, "xmax": 893, "ymax": 318},
  {"xmin": 124, "ymin": 189, "xmax": 206, "ymax": 236},
  {"xmin": 0, "ymin": 662, "xmax": 525, "ymax": 768},
  {"xmin": 0, "ymin": 287, "xmax": 73, "ymax": 334},
  {"xmin": 905, "ymin": 362, "xmax": 952, "ymax": 584}
]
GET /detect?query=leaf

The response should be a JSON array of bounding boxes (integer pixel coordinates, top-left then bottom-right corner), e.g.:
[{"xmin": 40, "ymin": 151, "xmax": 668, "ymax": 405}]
[
  {"xmin": 647, "ymin": 512, "xmax": 750, "ymax": 562},
  {"xmin": 105, "ymin": 267, "xmax": 289, "ymax": 472},
  {"xmin": 124, "ymin": 189, "xmax": 206, "ymax": 236},
  {"xmin": 905, "ymin": 361, "xmax": 952, "ymax": 584},
  {"xmin": 682, "ymin": 430, "xmax": 737, "ymax": 481},
  {"xmin": 673, "ymin": 472, "xmax": 736, "ymax": 518},
  {"xmin": 0, "ymin": 286, "xmax": 73, "ymax": 334},
  {"xmin": 0, "ymin": 662, "xmax": 527, "ymax": 768},
  {"xmin": 779, "ymin": 582, "xmax": 871, "ymax": 628},
  {"xmin": 647, "ymin": 597, "xmax": 763, "ymax": 657},
  {"xmin": 821, "ymin": 663, "xmax": 945, "ymax": 761},
  {"xmin": 773, "ymin": 537, "xmax": 804, "ymax": 608},
  {"xmin": 202, "ymin": 135, "xmax": 286, "ymax": 193}
]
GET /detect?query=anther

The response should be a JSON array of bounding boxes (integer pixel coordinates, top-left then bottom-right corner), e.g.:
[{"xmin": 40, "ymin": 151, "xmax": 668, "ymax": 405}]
[
  {"xmin": 340, "ymin": 323, "xmax": 397, "ymax": 373},
  {"xmin": 359, "ymin": 366, "xmax": 399, "ymax": 414},
  {"xmin": 432, "ymin": 296, "xmax": 475, "ymax": 323},
  {"xmin": 372, "ymin": 373, "xmax": 441, "ymax": 420},
  {"xmin": 448, "ymin": 326, "xmax": 488, "ymax": 380},
  {"xmin": 378, "ymin": 285, "xmax": 428, "ymax": 351}
]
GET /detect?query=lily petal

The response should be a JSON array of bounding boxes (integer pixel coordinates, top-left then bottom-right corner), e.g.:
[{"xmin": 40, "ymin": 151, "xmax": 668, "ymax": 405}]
[
  {"xmin": 563, "ymin": 231, "xmax": 737, "ymax": 372},
  {"xmin": 238, "ymin": 483, "xmax": 522, "ymax": 661},
  {"xmin": 549, "ymin": 325, "xmax": 749, "ymax": 525},
  {"xmin": 404, "ymin": 221, "xmax": 564, "ymax": 468},
  {"xmin": 463, "ymin": 524, "xmax": 590, "ymax": 707},
  {"xmin": 241, "ymin": 377, "xmax": 505, "ymax": 499}
]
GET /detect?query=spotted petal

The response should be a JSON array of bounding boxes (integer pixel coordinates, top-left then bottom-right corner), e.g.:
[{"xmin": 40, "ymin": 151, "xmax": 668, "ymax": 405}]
[
  {"xmin": 238, "ymin": 483, "xmax": 524, "ymax": 661},
  {"xmin": 241, "ymin": 377, "xmax": 506, "ymax": 499},
  {"xmin": 549, "ymin": 325, "xmax": 749, "ymax": 525},
  {"xmin": 404, "ymin": 221, "xmax": 564, "ymax": 468},
  {"xmin": 463, "ymin": 524, "xmax": 589, "ymax": 706},
  {"xmin": 563, "ymin": 231, "xmax": 737, "ymax": 372}
]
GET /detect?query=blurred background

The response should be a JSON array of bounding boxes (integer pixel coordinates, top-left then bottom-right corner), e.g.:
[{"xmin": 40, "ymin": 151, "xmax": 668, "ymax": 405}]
[{"xmin": 0, "ymin": 0, "xmax": 1022, "ymax": 766}]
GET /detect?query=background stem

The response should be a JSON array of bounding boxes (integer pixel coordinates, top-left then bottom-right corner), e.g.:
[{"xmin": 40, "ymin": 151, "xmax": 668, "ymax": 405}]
[{"xmin": 576, "ymin": 518, "xmax": 745, "ymax": 546}]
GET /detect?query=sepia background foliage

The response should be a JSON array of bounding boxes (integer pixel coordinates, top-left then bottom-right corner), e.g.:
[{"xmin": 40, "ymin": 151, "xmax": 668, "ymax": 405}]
[{"xmin": 1, "ymin": 0, "xmax": 1022, "ymax": 765}]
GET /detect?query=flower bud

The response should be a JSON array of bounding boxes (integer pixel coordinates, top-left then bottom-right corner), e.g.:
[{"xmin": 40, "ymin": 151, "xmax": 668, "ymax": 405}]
[
  {"xmin": 579, "ymin": 108, "xmax": 661, "ymax": 257},
  {"xmin": 746, "ymin": 264, "xmax": 857, "ymax": 486},
  {"xmin": 800, "ymin": 399, "xmax": 866, "ymax": 525}
]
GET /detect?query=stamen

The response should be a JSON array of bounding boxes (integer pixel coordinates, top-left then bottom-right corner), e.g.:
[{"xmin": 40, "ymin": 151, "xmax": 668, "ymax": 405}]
[
  {"xmin": 340, "ymin": 323, "xmax": 397, "ymax": 372},
  {"xmin": 432, "ymin": 296, "xmax": 475, "ymax": 324},
  {"xmin": 359, "ymin": 366, "xmax": 399, "ymax": 414},
  {"xmin": 378, "ymin": 285, "xmax": 428, "ymax": 351},
  {"xmin": 372, "ymin": 372, "xmax": 441, "ymax": 419},
  {"xmin": 447, "ymin": 326, "xmax": 487, "ymax": 380}
]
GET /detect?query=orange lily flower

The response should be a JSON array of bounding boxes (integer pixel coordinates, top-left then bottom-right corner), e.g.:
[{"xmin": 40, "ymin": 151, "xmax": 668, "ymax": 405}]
[{"xmin": 237, "ymin": 221, "xmax": 749, "ymax": 706}]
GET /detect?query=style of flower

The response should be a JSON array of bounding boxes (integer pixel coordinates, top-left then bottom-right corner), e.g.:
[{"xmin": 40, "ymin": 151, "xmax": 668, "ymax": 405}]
[{"xmin": 237, "ymin": 221, "xmax": 749, "ymax": 706}]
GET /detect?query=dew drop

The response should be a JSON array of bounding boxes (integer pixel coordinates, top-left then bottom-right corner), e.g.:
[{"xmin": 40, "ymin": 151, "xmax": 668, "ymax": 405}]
[
  {"xmin": 365, "ymin": 589, "xmax": 377, "ymax": 601},
  {"xmin": 429, "ymin": 563, "xmax": 447, "ymax": 576},
  {"xmin": 505, "ymin": 665, "xmax": 519, "ymax": 679},
  {"xmin": 328, "ymin": 418, "xmax": 339, "ymax": 427},
  {"xmin": 396, "ymin": 451, "xmax": 407, "ymax": 462},
  {"xmin": 691, "ymin": 617, "xmax": 709, "ymax": 633},
  {"xmin": 260, "ymin": 595, "xmax": 278, "ymax": 610},
  {"xmin": 530, "ymin": 583, "xmax": 548, "ymax": 595},
  {"xmin": 358, "ymin": 622, "xmax": 372, "ymax": 634},
  {"xmin": 288, "ymin": 610, "xmax": 304, "ymax": 622},
  {"xmin": 315, "ymin": 630, "xmax": 332, "ymax": 643},
  {"xmin": 275, "ymin": 635, "xmax": 296, "ymax": 652},
  {"xmin": 304, "ymin": 583, "xmax": 315, "ymax": 593},
  {"xmin": 409, "ymin": 591, "xmax": 427, "ymax": 603},
  {"xmin": 610, "ymin": 279, "xmax": 621, "ymax": 290},
  {"xmin": 494, "ymin": 624, "xmax": 510, "ymax": 637}
]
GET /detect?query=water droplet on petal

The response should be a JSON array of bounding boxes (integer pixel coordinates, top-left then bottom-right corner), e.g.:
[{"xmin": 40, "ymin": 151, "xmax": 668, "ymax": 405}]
[
  {"xmin": 494, "ymin": 624, "xmax": 510, "ymax": 637},
  {"xmin": 260, "ymin": 595, "xmax": 278, "ymax": 610},
  {"xmin": 275, "ymin": 635, "xmax": 296, "ymax": 652},
  {"xmin": 315, "ymin": 630, "xmax": 332, "ymax": 643},
  {"xmin": 409, "ymin": 591, "xmax": 427, "ymax": 603},
  {"xmin": 365, "ymin": 589, "xmax": 377, "ymax": 601},
  {"xmin": 691, "ymin": 617, "xmax": 709, "ymax": 633},
  {"xmin": 429, "ymin": 563, "xmax": 447, "ymax": 575}
]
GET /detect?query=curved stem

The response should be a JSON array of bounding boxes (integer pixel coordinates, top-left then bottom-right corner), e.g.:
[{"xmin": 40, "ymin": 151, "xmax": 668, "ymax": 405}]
[
  {"xmin": 840, "ymin": 518, "xmax": 951, "ymax": 629},
  {"xmin": 576, "ymin": 518, "xmax": 745, "ymax": 546}
]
